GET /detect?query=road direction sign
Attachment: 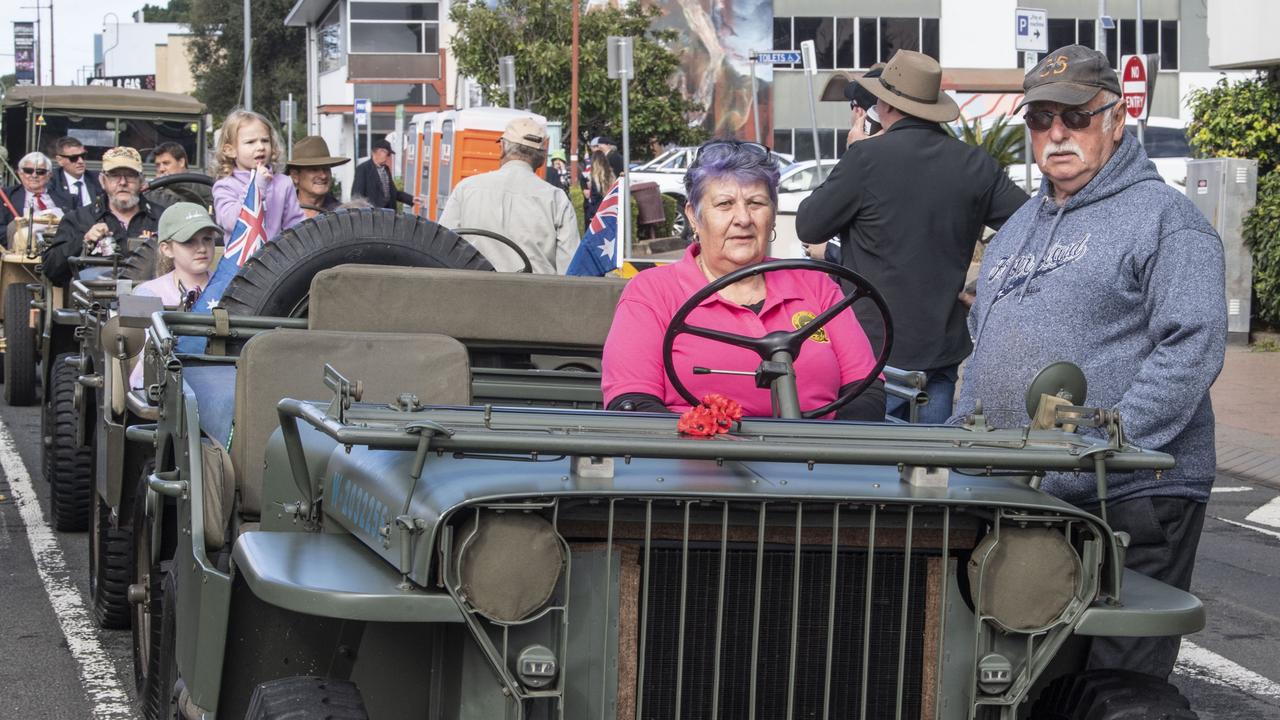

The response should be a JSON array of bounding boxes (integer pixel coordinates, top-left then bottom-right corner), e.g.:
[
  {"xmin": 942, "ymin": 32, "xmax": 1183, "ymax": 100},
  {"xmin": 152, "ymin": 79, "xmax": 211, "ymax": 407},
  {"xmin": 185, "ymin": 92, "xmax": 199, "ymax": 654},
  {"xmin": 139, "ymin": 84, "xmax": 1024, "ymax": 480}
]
[
  {"xmin": 1015, "ymin": 8, "xmax": 1048, "ymax": 53},
  {"xmin": 756, "ymin": 50, "xmax": 803, "ymax": 64},
  {"xmin": 1120, "ymin": 55, "xmax": 1150, "ymax": 120},
  {"xmin": 354, "ymin": 98, "xmax": 370, "ymax": 126}
]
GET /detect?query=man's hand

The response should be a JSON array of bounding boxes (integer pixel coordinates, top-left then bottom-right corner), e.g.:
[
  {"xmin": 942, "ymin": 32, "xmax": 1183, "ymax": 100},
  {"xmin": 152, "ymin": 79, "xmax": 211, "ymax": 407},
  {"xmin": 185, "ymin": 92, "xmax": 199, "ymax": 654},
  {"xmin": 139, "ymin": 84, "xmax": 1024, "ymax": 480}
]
[
  {"xmin": 84, "ymin": 222, "xmax": 111, "ymax": 245},
  {"xmin": 802, "ymin": 241, "xmax": 828, "ymax": 261}
]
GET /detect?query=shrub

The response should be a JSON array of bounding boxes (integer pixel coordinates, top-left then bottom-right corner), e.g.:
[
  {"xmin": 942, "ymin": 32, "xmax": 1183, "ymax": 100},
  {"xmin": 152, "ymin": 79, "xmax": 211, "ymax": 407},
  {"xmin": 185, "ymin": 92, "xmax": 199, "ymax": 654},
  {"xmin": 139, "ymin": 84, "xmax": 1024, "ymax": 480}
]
[
  {"xmin": 1187, "ymin": 70, "xmax": 1280, "ymax": 326},
  {"xmin": 568, "ymin": 183, "xmax": 586, "ymax": 235},
  {"xmin": 947, "ymin": 114, "xmax": 1025, "ymax": 168}
]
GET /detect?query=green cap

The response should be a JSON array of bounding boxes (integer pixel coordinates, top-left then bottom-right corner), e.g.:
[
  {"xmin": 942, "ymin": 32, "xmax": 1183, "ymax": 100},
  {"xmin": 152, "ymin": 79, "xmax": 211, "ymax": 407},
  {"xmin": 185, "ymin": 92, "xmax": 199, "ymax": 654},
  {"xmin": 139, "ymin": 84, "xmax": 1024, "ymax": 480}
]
[
  {"xmin": 159, "ymin": 202, "xmax": 222, "ymax": 244},
  {"xmin": 1016, "ymin": 44, "xmax": 1123, "ymax": 112},
  {"xmin": 549, "ymin": 149, "xmax": 567, "ymax": 163}
]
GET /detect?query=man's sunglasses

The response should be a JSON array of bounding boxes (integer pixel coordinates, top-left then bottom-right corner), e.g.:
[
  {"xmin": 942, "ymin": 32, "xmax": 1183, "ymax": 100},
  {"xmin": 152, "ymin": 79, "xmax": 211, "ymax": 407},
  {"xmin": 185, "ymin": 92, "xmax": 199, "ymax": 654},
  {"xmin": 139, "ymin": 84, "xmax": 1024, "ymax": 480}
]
[
  {"xmin": 20, "ymin": 167, "xmax": 49, "ymax": 176},
  {"xmin": 1024, "ymin": 99, "xmax": 1120, "ymax": 132},
  {"xmin": 694, "ymin": 140, "xmax": 771, "ymax": 162},
  {"xmin": 59, "ymin": 153, "xmax": 87, "ymax": 162}
]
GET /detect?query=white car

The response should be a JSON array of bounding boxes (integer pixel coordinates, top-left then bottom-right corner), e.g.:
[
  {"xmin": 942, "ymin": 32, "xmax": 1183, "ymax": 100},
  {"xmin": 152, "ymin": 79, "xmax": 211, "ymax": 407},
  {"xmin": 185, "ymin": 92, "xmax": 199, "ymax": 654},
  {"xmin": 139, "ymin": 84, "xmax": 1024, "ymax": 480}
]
[
  {"xmin": 1004, "ymin": 116, "xmax": 1190, "ymax": 192},
  {"xmin": 773, "ymin": 159, "xmax": 839, "ymax": 258}
]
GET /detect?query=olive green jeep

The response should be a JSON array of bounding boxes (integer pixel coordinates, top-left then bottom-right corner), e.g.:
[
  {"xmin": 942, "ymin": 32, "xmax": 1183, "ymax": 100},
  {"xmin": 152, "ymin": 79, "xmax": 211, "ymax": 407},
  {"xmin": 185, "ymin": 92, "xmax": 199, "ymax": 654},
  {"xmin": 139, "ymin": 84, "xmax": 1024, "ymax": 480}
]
[{"xmin": 124, "ymin": 251, "xmax": 1201, "ymax": 720}]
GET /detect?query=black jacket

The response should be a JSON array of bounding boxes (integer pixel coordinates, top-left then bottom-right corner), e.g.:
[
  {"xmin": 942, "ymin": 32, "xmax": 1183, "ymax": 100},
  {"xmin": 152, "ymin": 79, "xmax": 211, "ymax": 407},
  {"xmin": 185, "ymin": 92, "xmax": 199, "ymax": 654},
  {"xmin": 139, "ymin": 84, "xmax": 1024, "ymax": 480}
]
[
  {"xmin": 42, "ymin": 195, "xmax": 166, "ymax": 285},
  {"xmin": 352, "ymin": 159, "xmax": 412, "ymax": 210},
  {"xmin": 48, "ymin": 168, "xmax": 103, "ymax": 211},
  {"xmin": 796, "ymin": 117, "xmax": 1028, "ymax": 371}
]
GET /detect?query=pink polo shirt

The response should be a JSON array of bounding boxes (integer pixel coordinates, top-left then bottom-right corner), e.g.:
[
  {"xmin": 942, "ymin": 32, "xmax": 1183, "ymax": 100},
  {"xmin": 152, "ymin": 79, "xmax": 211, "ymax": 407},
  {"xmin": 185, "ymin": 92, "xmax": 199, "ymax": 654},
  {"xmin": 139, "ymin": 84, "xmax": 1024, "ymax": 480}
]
[{"xmin": 602, "ymin": 245, "xmax": 878, "ymax": 418}]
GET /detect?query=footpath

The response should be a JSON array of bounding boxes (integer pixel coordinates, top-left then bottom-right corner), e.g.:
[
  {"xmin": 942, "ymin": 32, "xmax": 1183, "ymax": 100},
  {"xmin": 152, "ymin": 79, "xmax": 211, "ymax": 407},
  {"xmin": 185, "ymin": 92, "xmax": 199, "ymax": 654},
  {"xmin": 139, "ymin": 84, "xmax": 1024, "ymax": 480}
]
[{"xmin": 1213, "ymin": 343, "xmax": 1280, "ymax": 488}]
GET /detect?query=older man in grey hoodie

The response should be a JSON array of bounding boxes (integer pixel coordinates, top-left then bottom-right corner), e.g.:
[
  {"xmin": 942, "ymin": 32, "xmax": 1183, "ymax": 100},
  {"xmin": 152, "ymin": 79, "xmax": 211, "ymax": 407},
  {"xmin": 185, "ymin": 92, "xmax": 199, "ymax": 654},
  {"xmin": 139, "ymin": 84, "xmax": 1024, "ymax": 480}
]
[{"xmin": 954, "ymin": 45, "xmax": 1226, "ymax": 680}]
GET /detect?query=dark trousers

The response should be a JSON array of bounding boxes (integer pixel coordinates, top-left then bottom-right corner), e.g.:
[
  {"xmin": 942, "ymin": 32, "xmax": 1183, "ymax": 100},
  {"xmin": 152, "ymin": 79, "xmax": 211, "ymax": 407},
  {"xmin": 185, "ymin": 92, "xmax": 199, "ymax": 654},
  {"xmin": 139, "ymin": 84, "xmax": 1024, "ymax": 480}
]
[{"xmin": 1081, "ymin": 495, "xmax": 1207, "ymax": 680}]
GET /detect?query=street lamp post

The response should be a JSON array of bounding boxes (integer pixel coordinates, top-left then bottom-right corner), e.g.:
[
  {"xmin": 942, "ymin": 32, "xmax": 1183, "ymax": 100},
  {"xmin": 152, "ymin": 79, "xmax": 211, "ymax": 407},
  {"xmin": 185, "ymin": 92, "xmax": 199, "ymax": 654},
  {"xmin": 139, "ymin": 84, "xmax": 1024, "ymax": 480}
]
[{"xmin": 101, "ymin": 13, "xmax": 120, "ymax": 78}]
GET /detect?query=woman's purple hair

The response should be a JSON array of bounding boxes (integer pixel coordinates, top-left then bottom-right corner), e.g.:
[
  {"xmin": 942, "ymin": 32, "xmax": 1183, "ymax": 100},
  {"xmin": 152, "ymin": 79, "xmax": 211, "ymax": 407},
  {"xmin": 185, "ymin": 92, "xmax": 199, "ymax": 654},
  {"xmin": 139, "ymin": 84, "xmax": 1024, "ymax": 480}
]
[{"xmin": 683, "ymin": 141, "xmax": 780, "ymax": 220}]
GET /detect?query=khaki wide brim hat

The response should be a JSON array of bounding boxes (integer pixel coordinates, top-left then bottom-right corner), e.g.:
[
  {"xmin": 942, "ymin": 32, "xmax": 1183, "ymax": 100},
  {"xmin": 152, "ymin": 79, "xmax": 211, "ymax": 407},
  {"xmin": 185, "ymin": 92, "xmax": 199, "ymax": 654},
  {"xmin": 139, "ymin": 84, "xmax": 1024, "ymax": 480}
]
[
  {"xmin": 286, "ymin": 135, "xmax": 351, "ymax": 169},
  {"xmin": 857, "ymin": 50, "xmax": 959, "ymax": 124}
]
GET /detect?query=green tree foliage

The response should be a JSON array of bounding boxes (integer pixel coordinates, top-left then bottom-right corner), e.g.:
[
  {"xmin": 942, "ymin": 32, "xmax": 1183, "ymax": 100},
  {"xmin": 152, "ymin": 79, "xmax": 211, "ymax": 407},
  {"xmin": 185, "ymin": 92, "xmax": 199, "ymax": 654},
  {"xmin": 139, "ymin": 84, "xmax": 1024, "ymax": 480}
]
[
  {"xmin": 947, "ymin": 115, "xmax": 1025, "ymax": 168},
  {"xmin": 449, "ymin": 0, "xmax": 707, "ymax": 155},
  {"xmin": 139, "ymin": 0, "xmax": 192, "ymax": 22},
  {"xmin": 186, "ymin": 0, "xmax": 306, "ymax": 131},
  {"xmin": 1188, "ymin": 71, "xmax": 1280, "ymax": 326}
]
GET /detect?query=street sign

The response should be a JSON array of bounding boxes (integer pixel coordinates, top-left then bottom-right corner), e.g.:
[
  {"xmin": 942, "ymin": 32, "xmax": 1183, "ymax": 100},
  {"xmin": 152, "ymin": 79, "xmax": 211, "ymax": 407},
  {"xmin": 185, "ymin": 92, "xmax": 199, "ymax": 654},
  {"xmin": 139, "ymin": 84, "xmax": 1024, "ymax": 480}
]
[
  {"xmin": 756, "ymin": 51, "xmax": 803, "ymax": 64},
  {"xmin": 354, "ymin": 98, "xmax": 370, "ymax": 127},
  {"xmin": 1015, "ymin": 8, "xmax": 1048, "ymax": 53},
  {"xmin": 1120, "ymin": 55, "xmax": 1150, "ymax": 120}
]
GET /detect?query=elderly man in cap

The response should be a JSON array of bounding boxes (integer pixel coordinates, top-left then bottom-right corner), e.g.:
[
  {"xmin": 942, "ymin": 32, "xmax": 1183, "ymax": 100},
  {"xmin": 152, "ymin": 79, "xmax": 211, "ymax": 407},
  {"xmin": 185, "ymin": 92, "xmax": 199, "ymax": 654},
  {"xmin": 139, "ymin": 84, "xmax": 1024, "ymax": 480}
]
[
  {"xmin": 954, "ymin": 45, "xmax": 1226, "ymax": 680},
  {"xmin": 439, "ymin": 117, "xmax": 579, "ymax": 274},
  {"xmin": 44, "ymin": 146, "xmax": 166, "ymax": 285},
  {"xmin": 797, "ymin": 50, "xmax": 1028, "ymax": 423},
  {"xmin": 287, "ymin": 136, "xmax": 350, "ymax": 218},
  {"xmin": 353, "ymin": 138, "xmax": 416, "ymax": 211}
]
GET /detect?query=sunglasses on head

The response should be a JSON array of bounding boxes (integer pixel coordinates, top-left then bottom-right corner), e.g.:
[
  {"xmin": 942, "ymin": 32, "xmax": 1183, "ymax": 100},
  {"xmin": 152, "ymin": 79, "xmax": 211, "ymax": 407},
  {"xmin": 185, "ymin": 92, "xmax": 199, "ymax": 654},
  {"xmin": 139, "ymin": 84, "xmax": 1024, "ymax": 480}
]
[
  {"xmin": 20, "ymin": 167, "xmax": 48, "ymax": 176},
  {"xmin": 1024, "ymin": 99, "xmax": 1120, "ymax": 132},
  {"xmin": 60, "ymin": 153, "xmax": 86, "ymax": 162},
  {"xmin": 694, "ymin": 140, "xmax": 771, "ymax": 162}
]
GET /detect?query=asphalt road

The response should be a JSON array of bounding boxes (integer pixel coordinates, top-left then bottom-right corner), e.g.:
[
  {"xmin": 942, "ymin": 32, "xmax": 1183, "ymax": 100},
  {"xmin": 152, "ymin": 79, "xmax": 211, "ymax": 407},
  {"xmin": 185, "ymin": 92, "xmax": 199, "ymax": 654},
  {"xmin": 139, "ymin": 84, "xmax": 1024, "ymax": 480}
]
[{"xmin": 2, "ymin": 397, "xmax": 1279, "ymax": 719}]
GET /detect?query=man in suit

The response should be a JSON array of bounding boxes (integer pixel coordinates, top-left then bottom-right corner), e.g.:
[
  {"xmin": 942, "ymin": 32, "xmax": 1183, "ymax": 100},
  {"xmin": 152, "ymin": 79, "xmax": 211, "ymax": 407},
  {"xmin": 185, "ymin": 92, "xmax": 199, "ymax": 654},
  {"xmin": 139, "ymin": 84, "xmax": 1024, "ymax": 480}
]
[
  {"xmin": 352, "ymin": 139, "xmax": 418, "ymax": 211},
  {"xmin": 48, "ymin": 137, "xmax": 102, "ymax": 211},
  {"xmin": 1, "ymin": 152, "xmax": 64, "ymax": 241}
]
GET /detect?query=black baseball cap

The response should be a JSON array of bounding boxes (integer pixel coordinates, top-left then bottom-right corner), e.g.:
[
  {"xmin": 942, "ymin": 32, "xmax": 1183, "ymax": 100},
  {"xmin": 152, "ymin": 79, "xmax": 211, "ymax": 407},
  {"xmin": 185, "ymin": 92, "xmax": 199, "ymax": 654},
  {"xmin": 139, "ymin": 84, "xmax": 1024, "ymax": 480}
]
[
  {"xmin": 373, "ymin": 139, "xmax": 395, "ymax": 154},
  {"xmin": 844, "ymin": 68, "xmax": 883, "ymax": 111},
  {"xmin": 1016, "ymin": 44, "xmax": 1122, "ymax": 111}
]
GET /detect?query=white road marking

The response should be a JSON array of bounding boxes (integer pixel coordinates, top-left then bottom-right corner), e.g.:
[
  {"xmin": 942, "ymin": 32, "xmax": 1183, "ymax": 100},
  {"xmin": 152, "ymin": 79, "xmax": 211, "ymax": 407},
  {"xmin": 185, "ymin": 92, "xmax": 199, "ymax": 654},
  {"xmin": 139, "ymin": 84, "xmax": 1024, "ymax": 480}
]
[
  {"xmin": 0, "ymin": 417, "xmax": 134, "ymax": 718},
  {"xmin": 1179, "ymin": 640, "xmax": 1280, "ymax": 700},
  {"xmin": 1245, "ymin": 496, "xmax": 1280, "ymax": 528},
  {"xmin": 1213, "ymin": 515, "xmax": 1280, "ymax": 541},
  {"xmin": 1212, "ymin": 486, "xmax": 1255, "ymax": 493}
]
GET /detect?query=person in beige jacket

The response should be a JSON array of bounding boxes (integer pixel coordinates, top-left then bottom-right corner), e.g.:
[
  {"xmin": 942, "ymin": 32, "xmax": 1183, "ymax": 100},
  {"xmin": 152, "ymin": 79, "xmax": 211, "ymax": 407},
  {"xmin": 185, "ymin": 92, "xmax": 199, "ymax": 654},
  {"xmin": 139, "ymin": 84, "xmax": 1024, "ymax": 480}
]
[{"xmin": 439, "ymin": 117, "xmax": 579, "ymax": 273}]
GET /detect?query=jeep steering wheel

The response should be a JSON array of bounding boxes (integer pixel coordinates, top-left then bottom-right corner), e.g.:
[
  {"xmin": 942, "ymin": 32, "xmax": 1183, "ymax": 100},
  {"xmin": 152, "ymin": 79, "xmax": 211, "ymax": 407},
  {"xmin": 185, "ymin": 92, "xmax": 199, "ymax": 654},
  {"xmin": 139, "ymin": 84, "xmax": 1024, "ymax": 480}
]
[
  {"xmin": 452, "ymin": 227, "xmax": 533, "ymax": 274},
  {"xmin": 661, "ymin": 258, "xmax": 893, "ymax": 419}
]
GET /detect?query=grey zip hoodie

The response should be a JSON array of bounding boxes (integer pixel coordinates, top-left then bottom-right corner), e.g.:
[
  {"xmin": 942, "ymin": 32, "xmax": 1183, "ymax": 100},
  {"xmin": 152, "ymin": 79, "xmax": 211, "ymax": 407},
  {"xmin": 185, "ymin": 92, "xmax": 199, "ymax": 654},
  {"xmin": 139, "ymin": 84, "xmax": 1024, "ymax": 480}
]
[{"xmin": 953, "ymin": 132, "xmax": 1226, "ymax": 505}]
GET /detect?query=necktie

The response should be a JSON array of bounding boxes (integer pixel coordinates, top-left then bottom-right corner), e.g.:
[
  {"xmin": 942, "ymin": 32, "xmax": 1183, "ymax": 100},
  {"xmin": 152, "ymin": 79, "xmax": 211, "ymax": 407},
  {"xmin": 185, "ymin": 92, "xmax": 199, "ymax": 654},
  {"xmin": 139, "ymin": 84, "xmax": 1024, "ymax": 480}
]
[
  {"xmin": 73, "ymin": 180, "xmax": 84, "ymax": 209},
  {"xmin": 35, "ymin": 193, "xmax": 47, "ymax": 211},
  {"xmin": 378, "ymin": 165, "xmax": 390, "ymax": 201}
]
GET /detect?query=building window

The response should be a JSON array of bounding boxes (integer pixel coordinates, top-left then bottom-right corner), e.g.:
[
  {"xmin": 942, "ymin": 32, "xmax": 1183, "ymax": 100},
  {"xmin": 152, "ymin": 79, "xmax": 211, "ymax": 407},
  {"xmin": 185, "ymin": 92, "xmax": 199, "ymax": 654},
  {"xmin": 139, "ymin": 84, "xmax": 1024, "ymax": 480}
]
[
  {"xmin": 1020, "ymin": 18, "xmax": 1175, "ymax": 71},
  {"xmin": 775, "ymin": 128, "xmax": 840, "ymax": 162},
  {"xmin": 318, "ymin": 3, "xmax": 342, "ymax": 74},
  {"xmin": 774, "ymin": 16, "xmax": 939, "ymax": 71},
  {"xmin": 348, "ymin": 0, "xmax": 440, "ymax": 54},
  {"xmin": 354, "ymin": 83, "xmax": 439, "ymax": 106}
]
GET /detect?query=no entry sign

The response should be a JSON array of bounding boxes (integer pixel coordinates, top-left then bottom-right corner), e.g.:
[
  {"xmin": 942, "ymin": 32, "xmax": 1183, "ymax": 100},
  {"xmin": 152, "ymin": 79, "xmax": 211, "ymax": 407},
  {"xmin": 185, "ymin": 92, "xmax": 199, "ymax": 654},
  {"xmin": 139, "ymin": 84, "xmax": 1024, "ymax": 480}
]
[{"xmin": 1121, "ymin": 55, "xmax": 1149, "ymax": 120}]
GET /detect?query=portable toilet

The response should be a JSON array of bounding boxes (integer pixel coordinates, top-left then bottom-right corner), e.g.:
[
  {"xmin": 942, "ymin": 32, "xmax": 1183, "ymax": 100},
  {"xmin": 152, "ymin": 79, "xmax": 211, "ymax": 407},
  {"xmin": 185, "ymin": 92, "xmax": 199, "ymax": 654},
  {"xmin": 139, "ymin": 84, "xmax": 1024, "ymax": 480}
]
[
  {"xmin": 405, "ymin": 111, "xmax": 439, "ymax": 218},
  {"xmin": 430, "ymin": 107, "xmax": 548, "ymax": 221}
]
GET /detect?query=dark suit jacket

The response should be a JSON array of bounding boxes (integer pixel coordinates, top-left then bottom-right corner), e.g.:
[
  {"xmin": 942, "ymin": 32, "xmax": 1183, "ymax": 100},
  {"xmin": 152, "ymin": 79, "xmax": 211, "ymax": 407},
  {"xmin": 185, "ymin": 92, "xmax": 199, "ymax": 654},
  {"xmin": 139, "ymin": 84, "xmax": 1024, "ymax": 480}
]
[
  {"xmin": 352, "ymin": 159, "xmax": 413, "ymax": 210},
  {"xmin": 0, "ymin": 185, "xmax": 67, "ymax": 231},
  {"xmin": 48, "ymin": 168, "xmax": 103, "ymax": 211}
]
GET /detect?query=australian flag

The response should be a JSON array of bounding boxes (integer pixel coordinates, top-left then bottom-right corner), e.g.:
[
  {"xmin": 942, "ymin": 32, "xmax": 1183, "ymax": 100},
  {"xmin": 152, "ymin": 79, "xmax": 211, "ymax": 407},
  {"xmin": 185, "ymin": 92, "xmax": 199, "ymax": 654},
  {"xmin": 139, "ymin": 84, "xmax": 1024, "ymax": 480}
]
[
  {"xmin": 175, "ymin": 169, "xmax": 269, "ymax": 353},
  {"xmin": 566, "ymin": 178, "xmax": 620, "ymax": 276},
  {"xmin": 197, "ymin": 168, "xmax": 267, "ymax": 311}
]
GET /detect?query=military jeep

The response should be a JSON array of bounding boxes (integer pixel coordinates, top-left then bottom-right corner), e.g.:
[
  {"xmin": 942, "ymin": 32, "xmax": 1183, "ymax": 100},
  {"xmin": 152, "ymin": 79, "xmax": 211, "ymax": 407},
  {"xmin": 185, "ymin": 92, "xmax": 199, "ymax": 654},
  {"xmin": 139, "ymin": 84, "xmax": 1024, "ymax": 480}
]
[{"xmin": 124, "ymin": 253, "xmax": 1202, "ymax": 720}]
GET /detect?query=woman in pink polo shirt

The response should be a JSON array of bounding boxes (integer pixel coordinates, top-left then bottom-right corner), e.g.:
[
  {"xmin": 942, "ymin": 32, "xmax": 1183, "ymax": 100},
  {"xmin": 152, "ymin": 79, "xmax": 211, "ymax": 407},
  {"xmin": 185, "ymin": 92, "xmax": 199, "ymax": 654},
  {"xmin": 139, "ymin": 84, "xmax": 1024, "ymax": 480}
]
[{"xmin": 602, "ymin": 141, "xmax": 884, "ymax": 420}]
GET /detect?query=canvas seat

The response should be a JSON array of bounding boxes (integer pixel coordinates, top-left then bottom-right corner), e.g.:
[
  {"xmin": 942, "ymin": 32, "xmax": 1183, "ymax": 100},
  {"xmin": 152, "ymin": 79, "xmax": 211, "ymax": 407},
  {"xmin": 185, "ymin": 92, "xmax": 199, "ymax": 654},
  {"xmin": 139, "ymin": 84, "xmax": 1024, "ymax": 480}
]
[
  {"xmin": 226, "ymin": 330, "xmax": 472, "ymax": 524},
  {"xmin": 307, "ymin": 265, "xmax": 625, "ymax": 351}
]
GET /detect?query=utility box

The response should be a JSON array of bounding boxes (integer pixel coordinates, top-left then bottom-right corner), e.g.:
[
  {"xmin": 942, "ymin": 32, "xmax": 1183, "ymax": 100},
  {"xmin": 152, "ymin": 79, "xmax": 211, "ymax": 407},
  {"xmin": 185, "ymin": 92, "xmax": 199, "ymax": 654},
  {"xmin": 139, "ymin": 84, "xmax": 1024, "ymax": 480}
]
[{"xmin": 1186, "ymin": 158, "xmax": 1258, "ymax": 343}]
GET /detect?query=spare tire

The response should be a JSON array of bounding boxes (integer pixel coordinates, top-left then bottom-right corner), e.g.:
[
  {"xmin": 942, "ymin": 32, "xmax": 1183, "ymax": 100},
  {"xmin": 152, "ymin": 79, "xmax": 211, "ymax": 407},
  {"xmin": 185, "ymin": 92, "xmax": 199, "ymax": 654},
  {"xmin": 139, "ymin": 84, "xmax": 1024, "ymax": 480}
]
[
  {"xmin": 219, "ymin": 209, "xmax": 493, "ymax": 318},
  {"xmin": 116, "ymin": 238, "xmax": 162, "ymax": 283}
]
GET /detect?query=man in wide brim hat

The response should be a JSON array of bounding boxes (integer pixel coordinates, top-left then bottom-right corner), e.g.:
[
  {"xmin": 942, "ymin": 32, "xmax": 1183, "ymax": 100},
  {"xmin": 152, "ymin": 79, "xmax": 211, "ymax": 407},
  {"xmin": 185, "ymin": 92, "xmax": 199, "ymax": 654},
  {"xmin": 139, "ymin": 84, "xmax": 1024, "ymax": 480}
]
[
  {"xmin": 854, "ymin": 50, "xmax": 959, "ymax": 123},
  {"xmin": 287, "ymin": 136, "xmax": 350, "ymax": 217},
  {"xmin": 796, "ymin": 49, "xmax": 1028, "ymax": 424}
]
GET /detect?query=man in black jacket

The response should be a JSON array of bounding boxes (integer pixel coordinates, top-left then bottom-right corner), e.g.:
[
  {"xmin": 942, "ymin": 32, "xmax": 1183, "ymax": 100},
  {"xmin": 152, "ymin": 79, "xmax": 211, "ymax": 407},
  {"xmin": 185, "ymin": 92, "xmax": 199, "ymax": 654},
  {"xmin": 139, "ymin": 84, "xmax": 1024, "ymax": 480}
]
[
  {"xmin": 43, "ymin": 147, "xmax": 165, "ymax": 285},
  {"xmin": 797, "ymin": 50, "xmax": 1027, "ymax": 423},
  {"xmin": 352, "ymin": 139, "xmax": 415, "ymax": 210},
  {"xmin": 48, "ymin": 137, "xmax": 103, "ymax": 211}
]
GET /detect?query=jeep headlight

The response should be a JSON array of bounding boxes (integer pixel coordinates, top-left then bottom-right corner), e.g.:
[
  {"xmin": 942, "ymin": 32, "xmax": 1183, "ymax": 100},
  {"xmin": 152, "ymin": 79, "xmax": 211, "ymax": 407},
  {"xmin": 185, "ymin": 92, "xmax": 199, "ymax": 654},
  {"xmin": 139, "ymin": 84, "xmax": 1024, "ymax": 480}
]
[
  {"xmin": 966, "ymin": 526, "xmax": 1082, "ymax": 632},
  {"xmin": 453, "ymin": 510, "xmax": 566, "ymax": 623}
]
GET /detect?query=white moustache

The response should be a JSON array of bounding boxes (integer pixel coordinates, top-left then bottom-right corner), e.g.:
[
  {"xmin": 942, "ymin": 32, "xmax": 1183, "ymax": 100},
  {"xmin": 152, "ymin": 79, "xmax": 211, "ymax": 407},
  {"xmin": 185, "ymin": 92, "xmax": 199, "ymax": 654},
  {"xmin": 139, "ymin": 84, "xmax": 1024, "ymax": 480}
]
[{"xmin": 1039, "ymin": 140, "xmax": 1085, "ymax": 165}]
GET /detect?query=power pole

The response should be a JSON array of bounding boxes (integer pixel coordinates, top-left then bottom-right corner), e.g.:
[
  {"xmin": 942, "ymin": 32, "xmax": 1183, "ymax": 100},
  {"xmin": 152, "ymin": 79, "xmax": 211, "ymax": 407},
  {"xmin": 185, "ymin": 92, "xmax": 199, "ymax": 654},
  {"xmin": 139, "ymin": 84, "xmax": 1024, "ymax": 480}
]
[
  {"xmin": 49, "ymin": 0, "xmax": 55, "ymax": 84},
  {"xmin": 569, "ymin": 0, "xmax": 581, "ymax": 183},
  {"xmin": 243, "ymin": 0, "xmax": 253, "ymax": 110}
]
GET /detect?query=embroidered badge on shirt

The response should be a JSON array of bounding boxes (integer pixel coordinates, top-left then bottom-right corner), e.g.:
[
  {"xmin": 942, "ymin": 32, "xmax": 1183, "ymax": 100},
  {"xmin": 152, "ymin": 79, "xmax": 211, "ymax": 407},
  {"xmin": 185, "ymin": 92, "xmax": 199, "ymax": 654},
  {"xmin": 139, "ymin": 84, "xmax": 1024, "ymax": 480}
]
[{"xmin": 791, "ymin": 311, "xmax": 830, "ymax": 343}]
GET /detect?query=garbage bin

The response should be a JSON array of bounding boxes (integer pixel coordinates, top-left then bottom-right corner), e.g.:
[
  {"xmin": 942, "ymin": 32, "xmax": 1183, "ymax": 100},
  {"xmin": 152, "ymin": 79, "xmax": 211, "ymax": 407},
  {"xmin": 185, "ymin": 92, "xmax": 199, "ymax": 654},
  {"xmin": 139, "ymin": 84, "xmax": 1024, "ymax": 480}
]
[{"xmin": 630, "ymin": 181, "xmax": 665, "ymax": 237}]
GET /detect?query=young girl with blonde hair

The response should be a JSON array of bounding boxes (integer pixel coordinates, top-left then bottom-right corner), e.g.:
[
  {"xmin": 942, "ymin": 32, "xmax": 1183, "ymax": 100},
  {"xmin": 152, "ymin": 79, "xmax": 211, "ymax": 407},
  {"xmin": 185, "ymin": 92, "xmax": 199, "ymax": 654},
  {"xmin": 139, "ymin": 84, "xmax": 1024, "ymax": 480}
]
[{"xmin": 210, "ymin": 109, "xmax": 304, "ymax": 242}]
